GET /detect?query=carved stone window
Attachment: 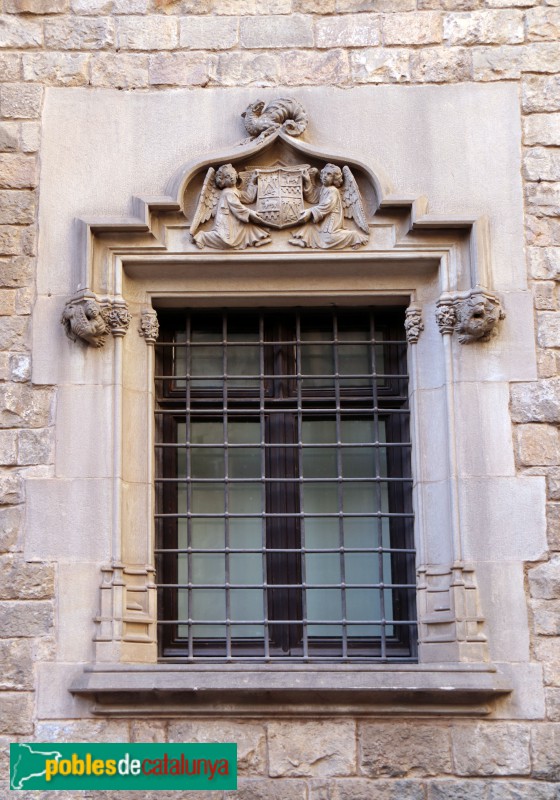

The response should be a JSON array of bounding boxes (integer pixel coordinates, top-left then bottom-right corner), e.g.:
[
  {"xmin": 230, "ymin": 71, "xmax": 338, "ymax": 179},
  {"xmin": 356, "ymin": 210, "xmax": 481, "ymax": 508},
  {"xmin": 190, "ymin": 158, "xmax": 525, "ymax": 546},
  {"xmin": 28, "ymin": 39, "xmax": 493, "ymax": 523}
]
[
  {"xmin": 46, "ymin": 91, "xmax": 538, "ymax": 714},
  {"xmin": 155, "ymin": 307, "xmax": 416, "ymax": 662}
]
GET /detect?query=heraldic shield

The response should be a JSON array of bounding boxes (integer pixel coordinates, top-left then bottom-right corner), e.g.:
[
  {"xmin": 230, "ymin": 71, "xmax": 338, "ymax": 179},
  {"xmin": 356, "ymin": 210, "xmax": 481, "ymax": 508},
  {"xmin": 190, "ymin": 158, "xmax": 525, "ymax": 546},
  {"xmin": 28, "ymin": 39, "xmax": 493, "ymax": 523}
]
[{"xmin": 242, "ymin": 165, "xmax": 307, "ymax": 229}]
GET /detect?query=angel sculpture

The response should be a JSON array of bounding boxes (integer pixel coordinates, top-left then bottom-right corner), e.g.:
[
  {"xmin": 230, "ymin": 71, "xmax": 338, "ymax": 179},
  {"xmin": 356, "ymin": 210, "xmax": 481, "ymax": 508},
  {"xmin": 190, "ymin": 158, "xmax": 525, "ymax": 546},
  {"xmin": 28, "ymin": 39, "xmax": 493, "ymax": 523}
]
[
  {"xmin": 190, "ymin": 163, "xmax": 272, "ymax": 250},
  {"xmin": 288, "ymin": 163, "xmax": 369, "ymax": 250}
]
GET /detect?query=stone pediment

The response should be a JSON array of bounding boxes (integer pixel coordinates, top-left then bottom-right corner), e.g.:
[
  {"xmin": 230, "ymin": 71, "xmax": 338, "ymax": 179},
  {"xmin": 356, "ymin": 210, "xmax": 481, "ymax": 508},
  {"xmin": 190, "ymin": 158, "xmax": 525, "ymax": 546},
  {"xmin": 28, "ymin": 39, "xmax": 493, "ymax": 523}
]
[{"xmin": 61, "ymin": 97, "xmax": 504, "ymax": 348}]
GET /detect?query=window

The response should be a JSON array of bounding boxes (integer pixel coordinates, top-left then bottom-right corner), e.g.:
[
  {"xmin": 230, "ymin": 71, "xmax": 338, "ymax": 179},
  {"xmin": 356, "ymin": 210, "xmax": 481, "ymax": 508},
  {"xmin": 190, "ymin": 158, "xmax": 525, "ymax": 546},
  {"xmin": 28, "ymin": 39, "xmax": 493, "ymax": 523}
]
[{"xmin": 155, "ymin": 307, "xmax": 416, "ymax": 663}]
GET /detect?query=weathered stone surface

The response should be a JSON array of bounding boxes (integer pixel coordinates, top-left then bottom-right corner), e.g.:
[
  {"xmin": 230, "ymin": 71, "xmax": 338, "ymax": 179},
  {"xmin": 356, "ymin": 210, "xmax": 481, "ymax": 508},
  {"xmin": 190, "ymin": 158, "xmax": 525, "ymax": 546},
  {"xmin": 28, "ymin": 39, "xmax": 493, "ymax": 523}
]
[
  {"xmin": 0, "ymin": 123, "xmax": 18, "ymax": 153},
  {"xmin": 20, "ymin": 122, "xmax": 40, "ymax": 153},
  {"xmin": 528, "ymin": 247, "xmax": 560, "ymax": 280},
  {"xmin": 117, "ymin": 16, "xmax": 177, "ymax": 50},
  {"xmin": 71, "ymin": 0, "xmax": 112, "ymax": 11},
  {"xmin": 294, "ymin": 0, "xmax": 336, "ymax": 11},
  {"xmin": 0, "ymin": 17, "xmax": 43, "ymax": 48},
  {"xmin": 213, "ymin": 51, "xmax": 281, "ymax": 85},
  {"xmin": 0, "ymin": 639, "xmax": 34, "ymax": 690},
  {"xmin": 444, "ymin": 10, "xmax": 523, "ymax": 44},
  {"xmin": 350, "ymin": 47, "xmax": 410, "ymax": 82},
  {"xmin": 538, "ymin": 311, "xmax": 560, "ymax": 347},
  {"xmin": 130, "ymin": 720, "xmax": 167, "ymax": 743},
  {"xmin": 17, "ymin": 428, "xmax": 54, "ymax": 466},
  {"xmin": 427, "ymin": 780, "xmax": 487, "ymax": 800},
  {"xmin": 529, "ymin": 556, "xmax": 560, "ymax": 598},
  {"xmin": 547, "ymin": 472, "xmax": 560, "ymax": 501},
  {"xmin": 45, "ymin": 18, "xmax": 114, "ymax": 50},
  {"xmin": 0, "ymin": 472, "xmax": 23, "ymax": 505},
  {"xmin": 0, "ymin": 227, "xmax": 21, "ymax": 257},
  {"xmin": 488, "ymin": 781, "xmax": 560, "ymax": 799},
  {"xmin": 0, "ymin": 54, "xmax": 21, "ymax": 82},
  {"xmin": 5, "ymin": 0, "xmax": 68, "ymax": 10},
  {"xmin": 534, "ymin": 281, "xmax": 557, "ymax": 310},
  {"xmin": 524, "ymin": 148, "xmax": 560, "ymax": 181},
  {"xmin": 240, "ymin": 15, "xmax": 314, "ymax": 48},
  {"xmin": 149, "ymin": 53, "xmax": 215, "ymax": 86},
  {"xmin": 526, "ymin": 181, "xmax": 560, "ymax": 216},
  {"xmin": 225, "ymin": 780, "xmax": 307, "ymax": 800},
  {"xmin": 517, "ymin": 423, "xmax": 560, "ymax": 466},
  {"xmin": 179, "ymin": 16, "xmax": 238, "ymax": 49},
  {"xmin": 452, "ymin": 723, "xmax": 530, "ymax": 776},
  {"xmin": 0, "ymin": 84, "xmax": 43, "ymax": 120},
  {"xmin": 281, "ymin": 49, "xmax": 350, "ymax": 85},
  {"xmin": 360, "ymin": 723, "xmax": 452, "ymax": 777},
  {"xmin": 523, "ymin": 75, "xmax": 560, "ymax": 112},
  {"xmin": 15, "ymin": 285, "xmax": 34, "ymax": 316},
  {"xmin": 0, "ymin": 190, "xmax": 35, "ymax": 225},
  {"xmin": 531, "ymin": 600, "xmax": 560, "ymax": 636},
  {"xmin": 546, "ymin": 501, "xmax": 560, "ymax": 550},
  {"xmin": 34, "ymin": 720, "xmax": 130, "ymax": 742},
  {"xmin": 22, "ymin": 53, "xmax": 90, "ymax": 87},
  {"xmin": 472, "ymin": 45, "xmax": 523, "ymax": 81},
  {"xmin": 0, "ymin": 600, "xmax": 53, "ymax": 637},
  {"xmin": 0, "ymin": 506, "xmax": 21, "ymax": 552},
  {"xmin": 314, "ymin": 779, "xmax": 425, "ymax": 799},
  {"xmin": 168, "ymin": 721, "xmax": 266, "ymax": 774},
  {"xmin": 114, "ymin": 0, "xmax": 149, "ymax": 10},
  {"xmin": 535, "ymin": 637, "xmax": 560, "ymax": 685},
  {"xmin": 0, "ymin": 384, "xmax": 53, "ymax": 427},
  {"xmin": 526, "ymin": 216, "xmax": 560, "ymax": 246},
  {"xmin": 523, "ymin": 113, "xmax": 560, "ymax": 145},
  {"xmin": 383, "ymin": 11, "xmax": 442, "ymax": 44},
  {"xmin": 315, "ymin": 14, "xmax": 380, "ymax": 47},
  {"xmin": 419, "ymin": 0, "xmax": 480, "ymax": 9},
  {"xmin": 9, "ymin": 353, "xmax": 30, "ymax": 383},
  {"xmin": 537, "ymin": 348, "xmax": 558, "ymax": 378},
  {"xmin": 0, "ymin": 316, "xmax": 28, "ymax": 350},
  {"xmin": 526, "ymin": 7, "xmax": 560, "ymax": 40},
  {"xmin": 522, "ymin": 43, "xmax": 560, "ymax": 72},
  {"xmin": 532, "ymin": 723, "xmax": 560, "ymax": 780},
  {"xmin": 0, "ymin": 430, "xmax": 17, "ymax": 465},
  {"xmin": 547, "ymin": 687, "xmax": 560, "ymax": 720},
  {"xmin": 410, "ymin": 47, "xmax": 471, "ymax": 82},
  {"xmin": 511, "ymin": 378, "xmax": 560, "ymax": 423},
  {"xmin": 0, "ymin": 692, "xmax": 33, "ymax": 735},
  {"xmin": 269, "ymin": 721, "xmax": 356, "ymax": 777},
  {"xmin": 90, "ymin": 54, "xmax": 149, "ymax": 88},
  {"xmin": 211, "ymin": 0, "xmax": 291, "ymax": 12},
  {"xmin": 0, "ymin": 555, "xmax": 54, "ymax": 600}
]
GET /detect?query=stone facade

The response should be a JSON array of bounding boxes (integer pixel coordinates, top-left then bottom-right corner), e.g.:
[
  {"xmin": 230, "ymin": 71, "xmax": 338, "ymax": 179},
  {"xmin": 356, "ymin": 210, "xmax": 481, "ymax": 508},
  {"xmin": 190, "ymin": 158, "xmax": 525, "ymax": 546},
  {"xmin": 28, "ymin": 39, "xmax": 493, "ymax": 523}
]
[{"xmin": 1, "ymin": 0, "xmax": 560, "ymax": 797}]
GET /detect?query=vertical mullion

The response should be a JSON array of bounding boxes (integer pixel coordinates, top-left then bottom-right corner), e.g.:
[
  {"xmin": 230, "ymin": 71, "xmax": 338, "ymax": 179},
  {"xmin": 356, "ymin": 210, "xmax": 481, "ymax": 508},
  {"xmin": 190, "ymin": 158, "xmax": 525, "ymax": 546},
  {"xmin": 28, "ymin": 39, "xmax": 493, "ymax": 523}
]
[
  {"xmin": 260, "ymin": 313, "xmax": 270, "ymax": 660},
  {"xmin": 223, "ymin": 313, "xmax": 231, "ymax": 660},
  {"xmin": 333, "ymin": 313, "xmax": 347, "ymax": 660},
  {"xmin": 185, "ymin": 315, "xmax": 193, "ymax": 660},
  {"xmin": 370, "ymin": 310, "xmax": 386, "ymax": 660},
  {"xmin": 295, "ymin": 312, "xmax": 308, "ymax": 660}
]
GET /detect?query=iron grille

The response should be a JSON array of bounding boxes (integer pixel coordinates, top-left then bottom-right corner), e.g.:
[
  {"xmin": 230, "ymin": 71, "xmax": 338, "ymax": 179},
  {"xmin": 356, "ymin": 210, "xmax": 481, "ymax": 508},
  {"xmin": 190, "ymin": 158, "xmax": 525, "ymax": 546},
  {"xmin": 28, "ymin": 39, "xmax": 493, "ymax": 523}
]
[{"xmin": 155, "ymin": 307, "xmax": 417, "ymax": 662}]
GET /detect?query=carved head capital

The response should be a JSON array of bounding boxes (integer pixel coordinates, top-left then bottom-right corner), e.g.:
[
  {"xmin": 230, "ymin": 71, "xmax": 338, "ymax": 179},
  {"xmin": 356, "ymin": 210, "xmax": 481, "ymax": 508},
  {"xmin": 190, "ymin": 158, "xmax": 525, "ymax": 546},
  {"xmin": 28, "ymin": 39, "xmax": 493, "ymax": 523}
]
[{"xmin": 455, "ymin": 290, "xmax": 505, "ymax": 344}]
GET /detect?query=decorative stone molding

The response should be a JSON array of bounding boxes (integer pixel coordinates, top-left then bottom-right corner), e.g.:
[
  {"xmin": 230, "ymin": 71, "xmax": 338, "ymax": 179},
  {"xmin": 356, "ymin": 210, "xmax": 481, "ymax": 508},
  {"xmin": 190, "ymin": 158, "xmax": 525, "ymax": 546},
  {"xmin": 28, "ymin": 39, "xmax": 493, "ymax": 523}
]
[
  {"xmin": 417, "ymin": 563, "xmax": 488, "ymax": 663},
  {"xmin": 436, "ymin": 288, "xmax": 505, "ymax": 343},
  {"xmin": 94, "ymin": 563, "xmax": 156, "ymax": 662},
  {"xmin": 100, "ymin": 301, "xmax": 131, "ymax": 338},
  {"xmin": 139, "ymin": 309, "xmax": 159, "ymax": 345},
  {"xmin": 404, "ymin": 304, "xmax": 424, "ymax": 344}
]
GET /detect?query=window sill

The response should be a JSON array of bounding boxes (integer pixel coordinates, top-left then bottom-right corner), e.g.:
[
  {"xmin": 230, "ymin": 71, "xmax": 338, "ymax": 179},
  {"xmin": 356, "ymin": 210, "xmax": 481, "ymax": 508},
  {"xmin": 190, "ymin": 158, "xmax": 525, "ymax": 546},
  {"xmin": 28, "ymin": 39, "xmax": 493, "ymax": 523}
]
[{"xmin": 70, "ymin": 663, "xmax": 511, "ymax": 717}]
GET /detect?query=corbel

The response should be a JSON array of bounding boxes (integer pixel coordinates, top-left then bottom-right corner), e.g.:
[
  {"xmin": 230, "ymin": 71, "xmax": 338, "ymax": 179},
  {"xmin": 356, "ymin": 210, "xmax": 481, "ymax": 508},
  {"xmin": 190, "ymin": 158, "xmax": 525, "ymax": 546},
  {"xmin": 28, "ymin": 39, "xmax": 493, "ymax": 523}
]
[
  {"xmin": 436, "ymin": 287, "xmax": 505, "ymax": 344},
  {"xmin": 61, "ymin": 290, "xmax": 131, "ymax": 348}
]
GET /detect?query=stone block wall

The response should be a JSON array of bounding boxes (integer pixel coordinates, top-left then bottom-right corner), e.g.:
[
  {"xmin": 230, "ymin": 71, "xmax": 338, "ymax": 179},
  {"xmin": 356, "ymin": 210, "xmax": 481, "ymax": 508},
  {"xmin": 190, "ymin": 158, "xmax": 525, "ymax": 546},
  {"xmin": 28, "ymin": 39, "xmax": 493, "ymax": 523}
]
[{"xmin": 1, "ymin": 0, "xmax": 560, "ymax": 796}]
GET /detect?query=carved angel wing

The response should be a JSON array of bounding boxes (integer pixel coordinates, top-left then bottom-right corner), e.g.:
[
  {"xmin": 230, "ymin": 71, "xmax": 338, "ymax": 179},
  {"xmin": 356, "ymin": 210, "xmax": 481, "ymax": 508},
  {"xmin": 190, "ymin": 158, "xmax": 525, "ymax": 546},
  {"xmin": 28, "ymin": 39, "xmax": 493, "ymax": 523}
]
[
  {"xmin": 341, "ymin": 166, "xmax": 369, "ymax": 235},
  {"xmin": 190, "ymin": 167, "xmax": 219, "ymax": 236}
]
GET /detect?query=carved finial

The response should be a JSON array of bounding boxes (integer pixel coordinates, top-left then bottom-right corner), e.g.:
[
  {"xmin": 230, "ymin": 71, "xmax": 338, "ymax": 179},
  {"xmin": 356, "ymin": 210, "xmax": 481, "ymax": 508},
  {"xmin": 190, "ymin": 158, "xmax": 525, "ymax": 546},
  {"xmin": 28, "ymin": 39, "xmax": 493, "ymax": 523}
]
[
  {"xmin": 241, "ymin": 98, "xmax": 308, "ymax": 143},
  {"xmin": 405, "ymin": 304, "xmax": 424, "ymax": 344},
  {"xmin": 100, "ymin": 301, "xmax": 131, "ymax": 338},
  {"xmin": 140, "ymin": 310, "xmax": 159, "ymax": 345},
  {"xmin": 61, "ymin": 296, "xmax": 109, "ymax": 348},
  {"xmin": 436, "ymin": 295, "xmax": 457, "ymax": 336}
]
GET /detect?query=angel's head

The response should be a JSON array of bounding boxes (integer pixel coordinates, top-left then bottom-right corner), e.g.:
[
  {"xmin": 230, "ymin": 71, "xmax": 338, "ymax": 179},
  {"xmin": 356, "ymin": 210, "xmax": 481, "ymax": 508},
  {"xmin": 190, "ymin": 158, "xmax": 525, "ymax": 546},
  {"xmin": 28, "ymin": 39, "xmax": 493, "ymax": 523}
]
[
  {"xmin": 320, "ymin": 164, "xmax": 343, "ymax": 188},
  {"xmin": 215, "ymin": 164, "xmax": 238, "ymax": 189}
]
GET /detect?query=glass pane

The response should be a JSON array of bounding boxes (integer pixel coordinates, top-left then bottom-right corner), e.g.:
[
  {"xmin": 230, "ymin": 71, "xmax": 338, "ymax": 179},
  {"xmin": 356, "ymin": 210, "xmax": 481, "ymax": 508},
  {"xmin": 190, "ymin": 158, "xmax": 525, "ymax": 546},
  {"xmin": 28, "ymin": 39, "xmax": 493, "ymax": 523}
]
[
  {"xmin": 229, "ymin": 447, "xmax": 261, "ymax": 479},
  {"xmin": 191, "ymin": 448, "xmax": 224, "ymax": 479},
  {"xmin": 304, "ymin": 517, "xmax": 339, "ymax": 549},
  {"xmin": 191, "ymin": 553, "xmax": 225, "ymax": 586},
  {"xmin": 301, "ymin": 324, "xmax": 334, "ymax": 389},
  {"xmin": 343, "ymin": 482, "xmax": 377, "ymax": 513},
  {"xmin": 305, "ymin": 553, "xmax": 340, "ymax": 585},
  {"xmin": 229, "ymin": 517, "xmax": 262, "ymax": 549},
  {"xmin": 173, "ymin": 331, "xmax": 187, "ymax": 390},
  {"xmin": 307, "ymin": 589, "xmax": 342, "ymax": 637},
  {"xmin": 302, "ymin": 482, "xmax": 338, "ymax": 514},
  {"xmin": 229, "ymin": 482, "xmax": 263, "ymax": 514},
  {"xmin": 302, "ymin": 447, "xmax": 337, "ymax": 478},
  {"xmin": 192, "ymin": 420, "xmax": 223, "ymax": 445},
  {"xmin": 228, "ymin": 327, "xmax": 260, "ymax": 389},
  {"xmin": 191, "ymin": 589, "xmax": 225, "ymax": 638},
  {"xmin": 302, "ymin": 419, "xmax": 336, "ymax": 444},
  {"xmin": 346, "ymin": 588, "xmax": 382, "ymax": 637},
  {"xmin": 229, "ymin": 421, "xmax": 261, "ymax": 444},
  {"xmin": 191, "ymin": 518, "xmax": 224, "ymax": 549},
  {"xmin": 338, "ymin": 328, "xmax": 369, "ymax": 387},
  {"xmin": 191, "ymin": 483, "xmax": 225, "ymax": 514}
]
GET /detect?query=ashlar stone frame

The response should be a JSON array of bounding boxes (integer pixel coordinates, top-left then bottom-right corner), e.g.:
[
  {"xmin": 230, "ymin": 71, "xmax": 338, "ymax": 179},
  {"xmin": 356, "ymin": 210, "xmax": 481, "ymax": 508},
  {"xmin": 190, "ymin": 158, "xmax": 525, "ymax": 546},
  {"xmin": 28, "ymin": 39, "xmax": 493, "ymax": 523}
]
[{"xmin": 32, "ymin": 87, "xmax": 546, "ymax": 719}]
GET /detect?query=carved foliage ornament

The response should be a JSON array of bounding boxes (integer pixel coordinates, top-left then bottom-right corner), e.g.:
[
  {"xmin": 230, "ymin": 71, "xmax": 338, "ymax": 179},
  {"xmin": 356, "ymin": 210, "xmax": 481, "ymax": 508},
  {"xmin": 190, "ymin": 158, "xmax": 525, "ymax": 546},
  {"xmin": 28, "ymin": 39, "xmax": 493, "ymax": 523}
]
[
  {"xmin": 241, "ymin": 97, "xmax": 308, "ymax": 143},
  {"xmin": 405, "ymin": 305, "xmax": 424, "ymax": 344},
  {"xmin": 139, "ymin": 310, "xmax": 159, "ymax": 345},
  {"xmin": 436, "ymin": 289, "xmax": 505, "ymax": 344}
]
